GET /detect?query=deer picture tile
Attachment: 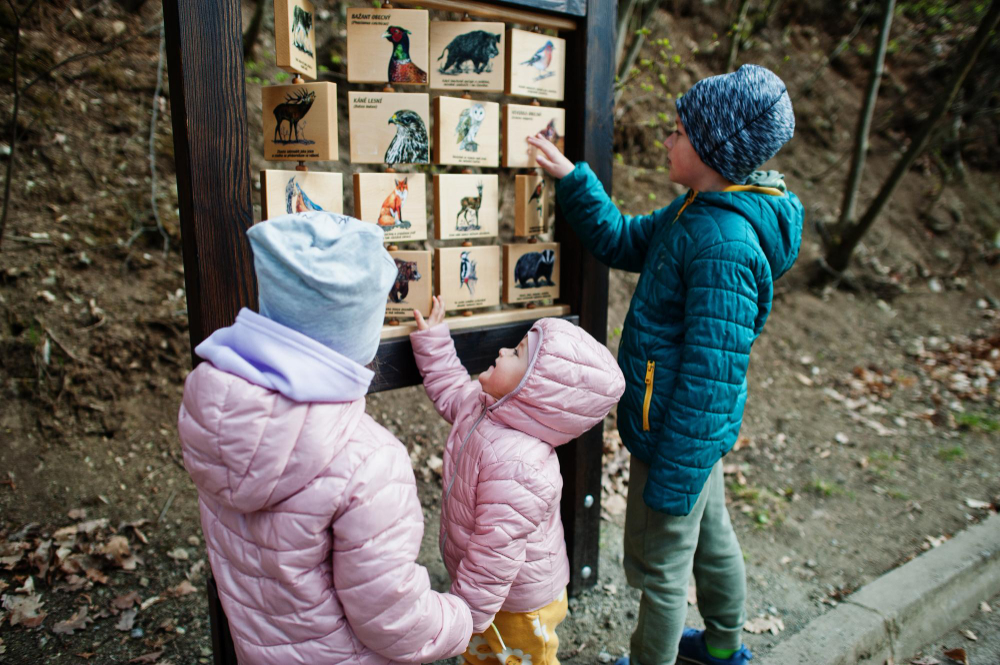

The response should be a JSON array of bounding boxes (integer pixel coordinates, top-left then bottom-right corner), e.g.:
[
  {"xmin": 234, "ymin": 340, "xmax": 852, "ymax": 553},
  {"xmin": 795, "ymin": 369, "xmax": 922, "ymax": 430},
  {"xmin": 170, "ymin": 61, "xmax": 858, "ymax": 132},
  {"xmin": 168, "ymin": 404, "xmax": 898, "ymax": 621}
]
[
  {"xmin": 386, "ymin": 249, "xmax": 432, "ymax": 320},
  {"xmin": 435, "ymin": 246, "xmax": 500, "ymax": 312},
  {"xmin": 348, "ymin": 92, "xmax": 430, "ymax": 165},
  {"xmin": 347, "ymin": 8, "xmax": 429, "ymax": 86},
  {"xmin": 429, "ymin": 22, "xmax": 505, "ymax": 92},
  {"xmin": 260, "ymin": 169, "xmax": 344, "ymax": 220},
  {"xmin": 502, "ymin": 104, "xmax": 565, "ymax": 168},
  {"xmin": 503, "ymin": 242, "xmax": 560, "ymax": 304},
  {"xmin": 514, "ymin": 174, "xmax": 548, "ymax": 237},
  {"xmin": 433, "ymin": 174, "xmax": 498, "ymax": 241},
  {"xmin": 262, "ymin": 82, "xmax": 338, "ymax": 162},
  {"xmin": 274, "ymin": 0, "xmax": 317, "ymax": 80},
  {"xmin": 505, "ymin": 29, "xmax": 566, "ymax": 102},
  {"xmin": 433, "ymin": 97, "xmax": 500, "ymax": 167},
  {"xmin": 353, "ymin": 172, "xmax": 428, "ymax": 242}
]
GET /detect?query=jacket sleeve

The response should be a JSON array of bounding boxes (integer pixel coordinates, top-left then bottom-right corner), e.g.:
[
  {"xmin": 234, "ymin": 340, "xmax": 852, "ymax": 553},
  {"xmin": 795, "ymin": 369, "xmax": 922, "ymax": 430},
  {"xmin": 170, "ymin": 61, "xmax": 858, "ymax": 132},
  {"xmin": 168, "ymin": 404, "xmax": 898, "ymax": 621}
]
[
  {"xmin": 645, "ymin": 240, "xmax": 759, "ymax": 513},
  {"xmin": 450, "ymin": 458, "xmax": 559, "ymax": 632},
  {"xmin": 333, "ymin": 439, "xmax": 473, "ymax": 662},
  {"xmin": 411, "ymin": 324, "xmax": 482, "ymax": 424},
  {"xmin": 555, "ymin": 161, "xmax": 662, "ymax": 273}
]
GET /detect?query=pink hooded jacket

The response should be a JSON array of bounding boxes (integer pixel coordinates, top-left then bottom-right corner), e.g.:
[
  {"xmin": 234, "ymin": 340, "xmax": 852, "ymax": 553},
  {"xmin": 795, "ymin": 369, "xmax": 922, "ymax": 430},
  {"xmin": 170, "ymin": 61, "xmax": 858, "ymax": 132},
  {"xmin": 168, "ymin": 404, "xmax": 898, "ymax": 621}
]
[
  {"xmin": 178, "ymin": 309, "xmax": 472, "ymax": 664},
  {"xmin": 410, "ymin": 318, "xmax": 625, "ymax": 632}
]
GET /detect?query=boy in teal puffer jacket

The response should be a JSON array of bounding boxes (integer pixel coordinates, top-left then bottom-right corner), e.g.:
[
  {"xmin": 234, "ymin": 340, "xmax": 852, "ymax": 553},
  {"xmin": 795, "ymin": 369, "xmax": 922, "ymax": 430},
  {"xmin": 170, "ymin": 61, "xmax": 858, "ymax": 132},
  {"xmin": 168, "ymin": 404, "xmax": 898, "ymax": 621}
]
[{"xmin": 528, "ymin": 65, "xmax": 803, "ymax": 665}]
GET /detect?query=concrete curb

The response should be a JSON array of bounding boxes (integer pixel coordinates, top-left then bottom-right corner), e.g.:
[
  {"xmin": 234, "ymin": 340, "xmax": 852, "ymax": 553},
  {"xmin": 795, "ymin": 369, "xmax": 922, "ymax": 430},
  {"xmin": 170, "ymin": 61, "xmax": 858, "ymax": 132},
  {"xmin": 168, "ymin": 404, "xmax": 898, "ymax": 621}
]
[{"xmin": 761, "ymin": 512, "xmax": 1000, "ymax": 665}]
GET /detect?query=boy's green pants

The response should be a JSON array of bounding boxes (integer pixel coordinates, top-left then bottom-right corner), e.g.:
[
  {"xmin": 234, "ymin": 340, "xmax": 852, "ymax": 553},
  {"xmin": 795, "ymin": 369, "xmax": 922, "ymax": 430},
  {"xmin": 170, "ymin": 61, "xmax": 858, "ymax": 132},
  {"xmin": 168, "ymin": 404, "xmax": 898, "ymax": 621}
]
[{"xmin": 624, "ymin": 457, "xmax": 746, "ymax": 665}]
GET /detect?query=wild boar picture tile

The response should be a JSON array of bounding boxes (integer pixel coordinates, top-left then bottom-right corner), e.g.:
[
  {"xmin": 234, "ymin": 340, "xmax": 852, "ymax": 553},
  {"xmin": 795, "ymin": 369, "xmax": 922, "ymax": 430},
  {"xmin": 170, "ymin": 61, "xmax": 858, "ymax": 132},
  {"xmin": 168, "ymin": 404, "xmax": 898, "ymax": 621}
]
[
  {"xmin": 433, "ymin": 174, "xmax": 499, "ymax": 241},
  {"xmin": 349, "ymin": 92, "xmax": 431, "ymax": 165},
  {"xmin": 429, "ymin": 22, "xmax": 505, "ymax": 92},
  {"xmin": 433, "ymin": 97, "xmax": 500, "ymax": 167},
  {"xmin": 353, "ymin": 172, "xmax": 428, "ymax": 243},
  {"xmin": 347, "ymin": 8, "xmax": 429, "ymax": 86},
  {"xmin": 514, "ymin": 174, "xmax": 548, "ymax": 237},
  {"xmin": 274, "ymin": 0, "xmax": 317, "ymax": 80},
  {"xmin": 260, "ymin": 170, "xmax": 344, "ymax": 220},
  {"xmin": 502, "ymin": 104, "xmax": 565, "ymax": 168},
  {"xmin": 505, "ymin": 29, "xmax": 566, "ymax": 102},
  {"xmin": 435, "ymin": 246, "xmax": 500, "ymax": 312},
  {"xmin": 262, "ymin": 82, "xmax": 338, "ymax": 162},
  {"xmin": 503, "ymin": 243, "xmax": 560, "ymax": 304},
  {"xmin": 386, "ymin": 250, "xmax": 432, "ymax": 320}
]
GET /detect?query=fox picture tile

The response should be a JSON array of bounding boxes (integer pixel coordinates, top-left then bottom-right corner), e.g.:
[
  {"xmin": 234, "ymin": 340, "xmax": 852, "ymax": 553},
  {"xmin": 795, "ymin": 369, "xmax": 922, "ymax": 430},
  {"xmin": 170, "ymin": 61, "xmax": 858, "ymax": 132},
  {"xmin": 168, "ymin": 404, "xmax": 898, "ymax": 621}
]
[
  {"xmin": 353, "ymin": 172, "xmax": 428, "ymax": 243},
  {"xmin": 433, "ymin": 97, "xmax": 500, "ymax": 167},
  {"xmin": 347, "ymin": 8, "xmax": 429, "ymax": 86},
  {"xmin": 349, "ymin": 92, "xmax": 430, "ymax": 165},
  {"xmin": 386, "ymin": 250, "xmax": 432, "ymax": 319},
  {"xmin": 260, "ymin": 170, "xmax": 343, "ymax": 220},
  {"xmin": 435, "ymin": 246, "xmax": 500, "ymax": 312},
  {"xmin": 429, "ymin": 22, "xmax": 505, "ymax": 91},
  {"xmin": 503, "ymin": 243, "xmax": 560, "ymax": 304},
  {"xmin": 262, "ymin": 82, "xmax": 338, "ymax": 162},
  {"xmin": 505, "ymin": 29, "xmax": 565, "ymax": 102},
  {"xmin": 514, "ymin": 174, "xmax": 548, "ymax": 237},
  {"xmin": 433, "ymin": 174, "xmax": 499, "ymax": 241},
  {"xmin": 274, "ymin": 0, "xmax": 317, "ymax": 80},
  {"xmin": 502, "ymin": 104, "xmax": 565, "ymax": 168}
]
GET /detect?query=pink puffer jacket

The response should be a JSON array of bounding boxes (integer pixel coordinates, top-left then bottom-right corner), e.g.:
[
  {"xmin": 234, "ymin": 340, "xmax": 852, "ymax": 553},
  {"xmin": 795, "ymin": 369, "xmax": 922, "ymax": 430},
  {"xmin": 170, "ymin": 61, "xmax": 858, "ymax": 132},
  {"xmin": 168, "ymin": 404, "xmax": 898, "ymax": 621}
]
[
  {"xmin": 179, "ymin": 352, "xmax": 472, "ymax": 664},
  {"xmin": 411, "ymin": 318, "xmax": 625, "ymax": 632}
]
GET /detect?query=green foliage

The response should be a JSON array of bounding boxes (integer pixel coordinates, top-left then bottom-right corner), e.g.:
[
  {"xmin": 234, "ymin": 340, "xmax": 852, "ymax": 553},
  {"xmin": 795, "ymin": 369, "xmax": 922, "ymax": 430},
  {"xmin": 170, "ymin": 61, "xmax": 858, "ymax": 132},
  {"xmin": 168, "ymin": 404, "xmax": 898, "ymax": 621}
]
[
  {"xmin": 806, "ymin": 478, "xmax": 848, "ymax": 497},
  {"xmin": 955, "ymin": 413, "xmax": 1000, "ymax": 433},
  {"xmin": 274, "ymin": 71, "xmax": 290, "ymax": 83},
  {"xmin": 937, "ymin": 446, "xmax": 967, "ymax": 461}
]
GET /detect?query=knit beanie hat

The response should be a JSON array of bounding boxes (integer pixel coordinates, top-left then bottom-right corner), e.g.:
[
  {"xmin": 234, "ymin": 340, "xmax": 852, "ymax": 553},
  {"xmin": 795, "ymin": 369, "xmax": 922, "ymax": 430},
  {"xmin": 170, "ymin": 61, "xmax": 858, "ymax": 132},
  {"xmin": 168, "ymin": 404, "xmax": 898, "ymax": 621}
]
[
  {"xmin": 675, "ymin": 64, "xmax": 795, "ymax": 185},
  {"xmin": 246, "ymin": 211, "xmax": 398, "ymax": 366}
]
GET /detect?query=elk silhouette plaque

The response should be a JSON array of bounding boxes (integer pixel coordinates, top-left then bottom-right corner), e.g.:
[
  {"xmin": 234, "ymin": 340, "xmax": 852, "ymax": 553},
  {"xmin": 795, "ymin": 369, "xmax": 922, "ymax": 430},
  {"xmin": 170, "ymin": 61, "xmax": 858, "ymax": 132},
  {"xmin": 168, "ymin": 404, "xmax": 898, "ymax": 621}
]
[
  {"xmin": 505, "ymin": 29, "xmax": 566, "ymax": 101},
  {"xmin": 435, "ymin": 246, "xmax": 500, "ymax": 312},
  {"xmin": 429, "ymin": 21, "xmax": 505, "ymax": 92},
  {"xmin": 502, "ymin": 104, "xmax": 565, "ymax": 168},
  {"xmin": 503, "ymin": 242, "xmax": 560, "ymax": 303},
  {"xmin": 433, "ymin": 97, "xmax": 500, "ymax": 167},
  {"xmin": 260, "ymin": 170, "xmax": 344, "ymax": 220},
  {"xmin": 347, "ymin": 8, "xmax": 429, "ymax": 86},
  {"xmin": 386, "ymin": 249, "xmax": 432, "ymax": 319},
  {"xmin": 514, "ymin": 174, "xmax": 548, "ymax": 237},
  {"xmin": 349, "ymin": 92, "xmax": 431, "ymax": 165},
  {"xmin": 433, "ymin": 174, "xmax": 499, "ymax": 241},
  {"xmin": 353, "ymin": 172, "xmax": 428, "ymax": 243},
  {"xmin": 274, "ymin": 0, "xmax": 317, "ymax": 80},
  {"xmin": 262, "ymin": 82, "xmax": 338, "ymax": 162}
]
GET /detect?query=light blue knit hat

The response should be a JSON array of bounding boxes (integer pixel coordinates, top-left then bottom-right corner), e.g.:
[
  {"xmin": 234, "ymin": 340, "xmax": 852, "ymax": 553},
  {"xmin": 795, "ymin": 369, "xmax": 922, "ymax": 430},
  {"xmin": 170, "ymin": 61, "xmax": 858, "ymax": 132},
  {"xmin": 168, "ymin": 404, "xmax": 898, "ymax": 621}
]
[
  {"xmin": 246, "ymin": 211, "xmax": 397, "ymax": 366},
  {"xmin": 675, "ymin": 64, "xmax": 795, "ymax": 185}
]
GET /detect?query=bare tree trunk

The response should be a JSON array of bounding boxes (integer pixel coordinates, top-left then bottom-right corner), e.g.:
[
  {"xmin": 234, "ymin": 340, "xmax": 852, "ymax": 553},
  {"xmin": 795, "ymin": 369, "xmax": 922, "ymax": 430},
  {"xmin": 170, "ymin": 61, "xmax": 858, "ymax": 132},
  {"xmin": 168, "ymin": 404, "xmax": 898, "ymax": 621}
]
[
  {"xmin": 725, "ymin": 0, "xmax": 751, "ymax": 72},
  {"xmin": 823, "ymin": 0, "xmax": 1000, "ymax": 276},
  {"xmin": 243, "ymin": 0, "xmax": 268, "ymax": 61},
  {"xmin": 616, "ymin": 0, "xmax": 641, "ymax": 71},
  {"xmin": 614, "ymin": 0, "xmax": 666, "ymax": 107},
  {"xmin": 837, "ymin": 0, "xmax": 895, "ymax": 229}
]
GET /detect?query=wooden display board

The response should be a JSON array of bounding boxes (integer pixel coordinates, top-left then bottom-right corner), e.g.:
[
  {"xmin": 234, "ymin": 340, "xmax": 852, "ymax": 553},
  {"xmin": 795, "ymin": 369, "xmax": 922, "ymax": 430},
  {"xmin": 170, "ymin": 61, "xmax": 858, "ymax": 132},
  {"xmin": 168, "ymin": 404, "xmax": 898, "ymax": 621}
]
[
  {"xmin": 429, "ymin": 21, "xmax": 506, "ymax": 91},
  {"xmin": 503, "ymin": 242, "xmax": 560, "ymax": 303},
  {"xmin": 514, "ymin": 173, "xmax": 548, "ymax": 237},
  {"xmin": 274, "ymin": 0, "xmax": 317, "ymax": 80},
  {"xmin": 433, "ymin": 96, "xmax": 500, "ymax": 167},
  {"xmin": 354, "ymin": 173, "xmax": 428, "ymax": 242},
  {"xmin": 348, "ymin": 92, "xmax": 430, "ymax": 165},
  {"xmin": 262, "ymin": 82, "xmax": 338, "ymax": 162},
  {"xmin": 347, "ymin": 8, "xmax": 430, "ymax": 85},
  {"xmin": 435, "ymin": 245, "xmax": 500, "ymax": 311},
  {"xmin": 260, "ymin": 170, "xmax": 344, "ymax": 220},
  {"xmin": 434, "ymin": 174, "xmax": 499, "ymax": 240},
  {"xmin": 502, "ymin": 103, "xmax": 565, "ymax": 167},
  {"xmin": 386, "ymin": 249, "xmax": 433, "ymax": 319},
  {"xmin": 506, "ymin": 29, "xmax": 566, "ymax": 101}
]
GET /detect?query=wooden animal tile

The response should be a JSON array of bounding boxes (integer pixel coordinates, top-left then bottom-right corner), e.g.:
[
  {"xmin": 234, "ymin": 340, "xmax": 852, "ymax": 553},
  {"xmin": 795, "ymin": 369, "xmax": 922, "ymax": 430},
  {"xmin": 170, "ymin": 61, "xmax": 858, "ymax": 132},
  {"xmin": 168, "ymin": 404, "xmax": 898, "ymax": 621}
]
[
  {"xmin": 433, "ymin": 174, "xmax": 499, "ymax": 241},
  {"xmin": 505, "ymin": 29, "xmax": 566, "ymax": 102},
  {"xmin": 274, "ymin": 0, "xmax": 317, "ymax": 80},
  {"xmin": 349, "ymin": 92, "xmax": 430, "ymax": 165},
  {"xmin": 502, "ymin": 104, "xmax": 565, "ymax": 168},
  {"xmin": 429, "ymin": 22, "xmax": 505, "ymax": 92},
  {"xmin": 435, "ymin": 246, "xmax": 500, "ymax": 312},
  {"xmin": 260, "ymin": 170, "xmax": 343, "ymax": 220},
  {"xmin": 503, "ymin": 243, "xmax": 560, "ymax": 304},
  {"xmin": 262, "ymin": 82, "xmax": 338, "ymax": 162},
  {"xmin": 514, "ymin": 174, "xmax": 548, "ymax": 237},
  {"xmin": 433, "ymin": 97, "xmax": 500, "ymax": 167},
  {"xmin": 386, "ymin": 249, "xmax": 432, "ymax": 320},
  {"xmin": 353, "ymin": 173, "xmax": 428, "ymax": 243},
  {"xmin": 347, "ymin": 8, "xmax": 429, "ymax": 86}
]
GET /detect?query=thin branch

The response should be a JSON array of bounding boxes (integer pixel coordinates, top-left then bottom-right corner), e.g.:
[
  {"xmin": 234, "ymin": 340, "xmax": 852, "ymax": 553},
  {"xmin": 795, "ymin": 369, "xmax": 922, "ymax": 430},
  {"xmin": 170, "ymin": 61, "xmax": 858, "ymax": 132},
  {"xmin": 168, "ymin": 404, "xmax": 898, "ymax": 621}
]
[{"xmin": 795, "ymin": 3, "xmax": 874, "ymax": 100}]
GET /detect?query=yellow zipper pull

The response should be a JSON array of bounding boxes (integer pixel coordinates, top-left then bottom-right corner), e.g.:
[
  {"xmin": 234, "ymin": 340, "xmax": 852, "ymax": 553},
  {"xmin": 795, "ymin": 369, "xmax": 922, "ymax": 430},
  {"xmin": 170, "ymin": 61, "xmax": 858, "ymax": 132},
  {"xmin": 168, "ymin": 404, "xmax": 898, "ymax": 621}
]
[
  {"xmin": 645, "ymin": 362, "xmax": 654, "ymax": 384},
  {"xmin": 642, "ymin": 361, "xmax": 655, "ymax": 431}
]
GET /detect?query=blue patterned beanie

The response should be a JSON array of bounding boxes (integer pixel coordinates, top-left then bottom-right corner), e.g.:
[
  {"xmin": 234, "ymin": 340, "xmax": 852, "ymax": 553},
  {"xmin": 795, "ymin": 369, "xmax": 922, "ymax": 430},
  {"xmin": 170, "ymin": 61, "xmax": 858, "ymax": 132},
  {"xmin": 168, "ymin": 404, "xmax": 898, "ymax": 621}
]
[{"xmin": 675, "ymin": 64, "xmax": 795, "ymax": 185}]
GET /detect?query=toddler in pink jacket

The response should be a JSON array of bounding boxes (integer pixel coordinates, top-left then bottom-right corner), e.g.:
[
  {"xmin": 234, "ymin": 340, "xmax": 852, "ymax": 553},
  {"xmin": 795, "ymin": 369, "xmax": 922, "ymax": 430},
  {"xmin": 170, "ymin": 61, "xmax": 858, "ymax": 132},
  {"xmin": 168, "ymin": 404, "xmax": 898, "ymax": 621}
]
[
  {"xmin": 178, "ymin": 212, "xmax": 473, "ymax": 665},
  {"xmin": 410, "ymin": 296, "xmax": 625, "ymax": 665}
]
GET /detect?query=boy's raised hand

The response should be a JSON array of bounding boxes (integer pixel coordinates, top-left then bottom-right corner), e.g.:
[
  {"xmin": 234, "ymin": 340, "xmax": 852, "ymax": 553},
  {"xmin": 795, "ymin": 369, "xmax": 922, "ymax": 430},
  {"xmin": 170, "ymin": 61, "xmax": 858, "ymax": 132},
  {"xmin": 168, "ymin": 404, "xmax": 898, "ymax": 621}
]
[
  {"xmin": 527, "ymin": 134, "xmax": 574, "ymax": 179},
  {"xmin": 414, "ymin": 295, "xmax": 445, "ymax": 331}
]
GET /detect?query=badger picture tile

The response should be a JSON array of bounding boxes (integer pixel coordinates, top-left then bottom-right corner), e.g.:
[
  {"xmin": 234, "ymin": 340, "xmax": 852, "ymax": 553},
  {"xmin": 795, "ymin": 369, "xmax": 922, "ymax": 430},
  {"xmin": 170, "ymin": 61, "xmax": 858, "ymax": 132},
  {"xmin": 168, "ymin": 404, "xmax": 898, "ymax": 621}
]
[
  {"xmin": 433, "ymin": 174, "xmax": 499, "ymax": 241},
  {"xmin": 353, "ymin": 172, "xmax": 428, "ymax": 242},
  {"xmin": 503, "ymin": 243, "xmax": 560, "ymax": 304},
  {"xmin": 261, "ymin": 170, "xmax": 344, "ymax": 221},
  {"xmin": 505, "ymin": 29, "xmax": 566, "ymax": 102},
  {"xmin": 274, "ymin": 0, "xmax": 317, "ymax": 80},
  {"xmin": 262, "ymin": 82, "xmax": 338, "ymax": 162},
  {"xmin": 348, "ymin": 92, "xmax": 430, "ymax": 165},
  {"xmin": 433, "ymin": 97, "xmax": 500, "ymax": 168},
  {"xmin": 514, "ymin": 173, "xmax": 548, "ymax": 237},
  {"xmin": 429, "ymin": 22, "xmax": 505, "ymax": 92},
  {"xmin": 347, "ymin": 8, "xmax": 429, "ymax": 86},
  {"xmin": 386, "ymin": 250, "xmax": 432, "ymax": 319},
  {"xmin": 435, "ymin": 246, "xmax": 500, "ymax": 312},
  {"xmin": 502, "ymin": 104, "xmax": 565, "ymax": 168}
]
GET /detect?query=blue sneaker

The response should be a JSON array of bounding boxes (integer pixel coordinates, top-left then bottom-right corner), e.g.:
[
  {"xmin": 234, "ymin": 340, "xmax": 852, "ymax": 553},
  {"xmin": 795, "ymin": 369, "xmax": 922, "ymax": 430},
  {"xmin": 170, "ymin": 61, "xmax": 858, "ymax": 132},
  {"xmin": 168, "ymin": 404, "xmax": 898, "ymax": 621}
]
[{"xmin": 677, "ymin": 628, "xmax": 753, "ymax": 665}]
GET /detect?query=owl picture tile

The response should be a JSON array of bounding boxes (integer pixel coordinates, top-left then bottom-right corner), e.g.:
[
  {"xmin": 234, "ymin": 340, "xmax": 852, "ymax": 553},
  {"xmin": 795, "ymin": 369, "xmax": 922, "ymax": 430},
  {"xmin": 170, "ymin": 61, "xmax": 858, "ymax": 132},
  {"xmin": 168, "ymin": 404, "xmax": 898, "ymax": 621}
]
[
  {"xmin": 353, "ymin": 172, "xmax": 428, "ymax": 243},
  {"xmin": 433, "ymin": 97, "xmax": 500, "ymax": 168},
  {"xmin": 260, "ymin": 170, "xmax": 343, "ymax": 221},
  {"xmin": 505, "ymin": 29, "xmax": 566, "ymax": 102},
  {"xmin": 433, "ymin": 174, "xmax": 499, "ymax": 241},
  {"xmin": 274, "ymin": 0, "xmax": 317, "ymax": 80},
  {"xmin": 386, "ymin": 249, "xmax": 432, "ymax": 320},
  {"xmin": 346, "ymin": 8, "xmax": 429, "ymax": 86},
  {"xmin": 503, "ymin": 242, "xmax": 560, "ymax": 304},
  {"xmin": 429, "ymin": 22, "xmax": 505, "ymax": 92},
  {"xmin": 348, "ymin": 92, "xmax": 430, "ymax": 165},
  {"xmin": 435, "ymin": 246, "xmax": 500, "ymax": 312},
  {"xmin": 502, "ymin": 104, "xmax": 565, "ymax": 168}
]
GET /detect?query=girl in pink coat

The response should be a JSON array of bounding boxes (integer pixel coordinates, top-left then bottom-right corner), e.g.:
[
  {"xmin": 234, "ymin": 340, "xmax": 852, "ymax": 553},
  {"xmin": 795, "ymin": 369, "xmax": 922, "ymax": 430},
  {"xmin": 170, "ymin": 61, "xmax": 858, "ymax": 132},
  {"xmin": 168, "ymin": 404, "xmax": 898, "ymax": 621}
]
[
  {"xmin": 178, "ymin": 212, "xmax": 473, "ymax": 665},
  {"xmin": 410, "ymin": 296, "xmax": 626, "ymax": 665}
]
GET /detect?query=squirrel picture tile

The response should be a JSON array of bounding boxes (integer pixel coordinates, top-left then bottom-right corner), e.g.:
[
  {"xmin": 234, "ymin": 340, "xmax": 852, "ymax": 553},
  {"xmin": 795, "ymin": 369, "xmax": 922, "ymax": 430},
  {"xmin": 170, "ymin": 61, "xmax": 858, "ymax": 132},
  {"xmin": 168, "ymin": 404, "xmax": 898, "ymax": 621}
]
[
  {"xmin": 435, "ymin": 246, "xmax": 500, "ymax": 312},
  {"xmin": 433, "ymin": 97, "xmax": 500, "ymax": 168},
  {"xmin": 514, "ymin": 174, "xmax": 549, "ymax": 237},
  {"xmin": 429, "ymin": 21, "xmax": 505, "ymax": 92},
  {"xmin": 348, "ymin": 92, "xmax": 430, "ymax": 165},
  {"xmin": 503, "ymin": 242, "xmax": 560, "ymax": 304},
  {"xmin": 353, "ymin": 172, "xmax": 428, "ymax": 243},
  {"xmin": 386, "ymin": 249, "xmax": 432, "ymax": 320},
  {"xmin": 433, "ymin": 174, "xmax": 499, "ymax": 241},
  {"xmin": 502, "ymin": 104, "xmax": 565, "ymax": 168},
  {"xmin": 347, "ymin": 8, "xmax": 429, "ymax": 86},
  {"xmin": 261, "ymin": 170, "xmax": 344, "ymax": 221},
  {"xmin": 505, "ymin": 29, "xmax": 566, "ymax": 102},
  {"xmin": 274, "ymin": 0, "xmax": 317, "ymax": 80},
  {"xmin": 262, "ymin": 82, "xmax": 338, "ymax": 162}
]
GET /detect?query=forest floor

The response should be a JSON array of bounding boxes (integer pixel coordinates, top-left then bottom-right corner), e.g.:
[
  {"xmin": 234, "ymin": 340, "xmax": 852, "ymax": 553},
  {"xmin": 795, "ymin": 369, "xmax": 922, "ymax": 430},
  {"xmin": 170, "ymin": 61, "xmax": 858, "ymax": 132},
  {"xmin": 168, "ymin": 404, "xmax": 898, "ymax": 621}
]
[{"xmin": 2, "ymin": 1, "xmax": 999, "ymax": 664}]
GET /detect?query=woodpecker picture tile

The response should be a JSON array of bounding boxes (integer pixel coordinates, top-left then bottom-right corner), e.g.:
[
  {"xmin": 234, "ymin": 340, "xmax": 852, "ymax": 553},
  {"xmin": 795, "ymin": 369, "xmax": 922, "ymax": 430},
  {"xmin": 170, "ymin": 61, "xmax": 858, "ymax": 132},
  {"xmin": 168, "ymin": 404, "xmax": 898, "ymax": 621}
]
[
  {"xmin": 347, "ymin": 8, "xmax": 429, "ymax": 86},
  {"xmin": 260, "ymin": 170, "xmax": 344, "ymax": 221},
  {"xmin": 502, "ymin": 104, "xmax": 565, "ymax": 168},
  {"xmin": 274, "ymin": 0, "xmax": 317, "ymax": 80},
  {"xmin": 262, "ymin": 82, "xmax": 338, "ymax": 162},
  {"xmin": 503, "ymin": 243, "xmax": 560, "ymax": 303},
  {"xmin": 353, "ymin": 172, "xmax": 428, "ymax": 242},
  {"xmin": 514, "ymin": 174, "xmax": 548, "ymax": 237},
  {"xmin": 433, "ymin": 174, "xmax": 499, "ymax": 241},
  {"xmin": 435, "ymin": 246, "xmax": 500, "ymax": 311},
  {"xmin": 433, "ymin": 97, "xmax": 500, "ymax": 167},
  {"xmin": 505, "ymin": 29, "xmax": 565, "ymax": 102},
  {"xmin": 386, "ymin": 249, "xmax": 432, "ymax": 319},
  {"xmin": 429, "ymin": 22, "xmax": 505, "ymax": 92},
  {"xmin": 348, "ymin": 92, "xmax": 430, "ymax": 165}
]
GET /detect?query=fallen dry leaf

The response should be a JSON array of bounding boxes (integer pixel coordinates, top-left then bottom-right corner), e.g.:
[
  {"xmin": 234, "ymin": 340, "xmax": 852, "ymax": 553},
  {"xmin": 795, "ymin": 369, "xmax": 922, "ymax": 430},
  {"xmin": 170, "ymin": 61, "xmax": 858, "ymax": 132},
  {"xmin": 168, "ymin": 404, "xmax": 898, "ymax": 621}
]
[
  {"xmin": 140, "ymin": 595, "xmax": 162, "ymax": 610},
  {"xmin": 67, "ymin": 508, "xmax": 87, "ymax": 520},
  {"xmin": 74, "ymin": 653, "xmax": 96, "ymax": 661},
  {"xmin": 85, "ymin": 568, "xmax": 109, "ymax": 585},
  {"xmin": 743, "ymin": 614, "xmax": 784, "ymax": 635},
  {"xmin": 128, "ymin": 651, "xmax": 164, "ymax": 664},
  {"xmin": 909, "ymin": 656, "xmax": 940, "ymax": 665},
  {"xmin": 76, "ymin": 518, "xmax": 109, "ymax": 535},
  {"xmin": 116, "ymin": 608, "xmax": 137, "ymax": 631},
  {"xmin": 964, "ymin": 498, "xmax": 992, "ymax": 510},
  {"xmin": 52, "ymin": 606, "xmax": 93, "ymax": 635},
  {"xmin": 959, "ymin": 629, "xmax": 976, "ymax": 641},
  {"xmin": 28, "ymin": 540, "xmax": 53, "ymax": 577},
  {"xmin": 980, "ymin": 600, "xmax": 992, "ymax": 613},
  {"xmin": 165, "ymin": 580, "xmax": 197, "ymax": 598},
  {"xmin": 166, "ymin": 547, "xmax": 189, "ymax": 562},
  {"xmin": 942, "ymin": 647, "xmax": 968, "ymax": 665},
  {"xmin": 186, "ymin": 559, "xmax": 206, "ymax": 581},
  {"xmin": 3, "ymin": 592, "xmax": 46, "ymax": 627},
  {"xmin": 112, "ymin": 591, "xmax": 141, "ymax": 610},
  {"xmin": 101, "ymin": 536, "xmax": 131, "ymax": 564},
  {"xmin": 17, "ymin": 576, "xmax": 35, "ymax": 594},
  {"xmin": 602, "ymin": 492, "xmax": 627, "ymax": 516}
]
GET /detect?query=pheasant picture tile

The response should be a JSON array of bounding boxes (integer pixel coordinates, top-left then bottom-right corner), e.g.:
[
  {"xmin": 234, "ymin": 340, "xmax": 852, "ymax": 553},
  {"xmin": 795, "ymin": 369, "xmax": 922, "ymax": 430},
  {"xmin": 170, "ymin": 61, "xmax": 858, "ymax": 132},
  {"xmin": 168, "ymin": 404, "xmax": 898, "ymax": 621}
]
[{"xmin": 347, "ymin": 8, "xmax": 429, "ymax": 86}]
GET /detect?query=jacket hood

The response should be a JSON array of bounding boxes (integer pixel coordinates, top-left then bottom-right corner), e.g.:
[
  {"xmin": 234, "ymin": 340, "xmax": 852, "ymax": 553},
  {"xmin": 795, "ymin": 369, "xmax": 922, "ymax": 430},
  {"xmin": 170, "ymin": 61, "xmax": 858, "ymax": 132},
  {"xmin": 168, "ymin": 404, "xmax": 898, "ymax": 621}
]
[{"xmin": 485, "ymin": 318, "xmax": 625, "ymax": 446}]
